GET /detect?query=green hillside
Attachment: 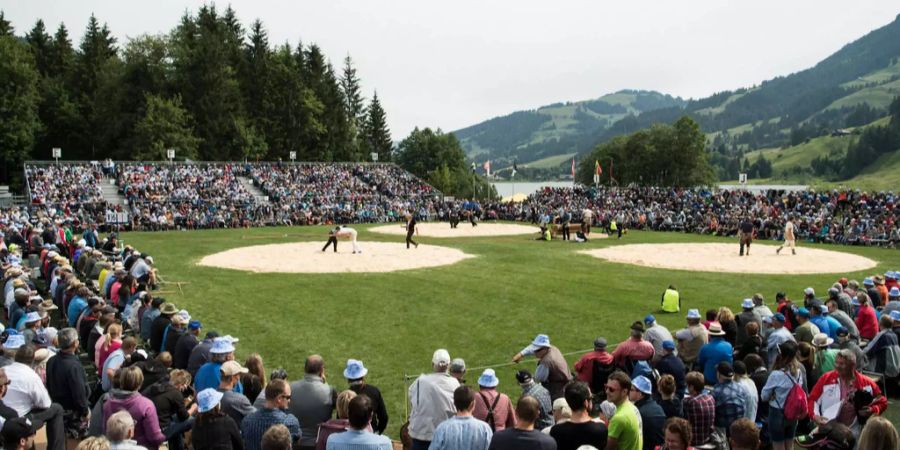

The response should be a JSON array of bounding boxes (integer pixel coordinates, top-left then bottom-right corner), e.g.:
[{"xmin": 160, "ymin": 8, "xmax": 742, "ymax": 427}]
[{"xmin": 453, "ymin": 90, "xmax": 685, "ymax": 170}]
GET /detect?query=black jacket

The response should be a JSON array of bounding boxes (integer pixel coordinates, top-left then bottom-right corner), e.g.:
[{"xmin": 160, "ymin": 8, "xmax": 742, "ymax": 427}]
[
  {"xmin": 46, "ymin": 352, "xmax": 90, "ymax": 414},
  {"xmin": 149, "ymin": 315, "xmax": 172, "ymax": 353},
  {"xmin": 193, "ymin": 414, "xmax": 244, "ymax": 450},
  {"xmin": 143, "ymin": 380, "xmax": 190, "ymax": 429}
]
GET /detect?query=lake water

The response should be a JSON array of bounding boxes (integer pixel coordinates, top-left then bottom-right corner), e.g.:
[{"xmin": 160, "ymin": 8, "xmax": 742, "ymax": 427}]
[{"xmin": 492, "ymin": 181, "xmax": 574, "ymax": 197}]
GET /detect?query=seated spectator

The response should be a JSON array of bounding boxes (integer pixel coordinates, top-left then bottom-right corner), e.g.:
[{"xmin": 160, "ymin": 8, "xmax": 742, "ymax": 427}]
[
  {"xmin": 142, "ymin": 369, "xmax": 195, "ymax": 450},
  {"xmin": 218, "ymin": 361, "xmax": 256, "ymax": 428},
  {"xmin": 288, "ymin": 355, "xmax": 336, "ymax": 450},
  {"xmin": 241, "ymin": 353, "xmax": 266, "ymax": 406},
  {"xmin": 262, "ymin": 425, "xmax": 292, "ymax": 450},
  {"xmin": 102, "ymin": 367, "xmax": 166, "ymax": 449},
  {"xmin": 728, "ymin": 419, "xmax": 759, "ymax": 450},
  {"xmin": 106, "ymin": 410, "xmax": 149, "ymax": 450},
  {"xmin": 857, "ymin": 416, "xmax": 898, "ymax": 450},
  {"xmin": 241, "ymin": 380, "xmax": 301, "ymax": 450},
  {"xmin": 193, "ymin": 389, "xmax": 244, "ymax": 450},
  {"xmin": 658, "ymin": 417, "xmax": 693, "ymax": 450},
  {"xmin": 612, "ymin": 322, "xmax": 655, "ymax": 371}
]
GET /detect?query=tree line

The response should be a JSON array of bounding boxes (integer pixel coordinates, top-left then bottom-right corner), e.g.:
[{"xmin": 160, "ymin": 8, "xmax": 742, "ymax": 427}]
[{"xmin": 0, "ymin": 6, "xmax": 393, "ymax": 185}]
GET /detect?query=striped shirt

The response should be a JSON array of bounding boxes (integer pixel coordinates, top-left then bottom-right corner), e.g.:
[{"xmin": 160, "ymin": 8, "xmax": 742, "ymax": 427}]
[
  {"xmin": 241, "ymin": 408, "xmax": 301, "ymax": 450},
  {"xmin": 429, "ymin": 416, "xmax": 493, "ymax": 450}
]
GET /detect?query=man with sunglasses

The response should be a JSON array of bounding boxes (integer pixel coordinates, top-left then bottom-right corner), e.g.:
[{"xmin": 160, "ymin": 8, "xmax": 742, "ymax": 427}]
[
  {"xmin": 241, "ymin": 380, "xmax": 301, "ymax": 450},
  {"xmin": 604, "ymin": 372, "xmax": 642, "ymax": 450},
  {"xmin": 549, "ymin": 381, "xmax": 606, "ymax": 450}
]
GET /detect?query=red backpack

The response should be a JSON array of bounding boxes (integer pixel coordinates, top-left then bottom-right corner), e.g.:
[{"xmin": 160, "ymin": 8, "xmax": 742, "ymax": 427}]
[{"xmin": 781, "ymin": 370, "xmax": 808, "ymax": 421}]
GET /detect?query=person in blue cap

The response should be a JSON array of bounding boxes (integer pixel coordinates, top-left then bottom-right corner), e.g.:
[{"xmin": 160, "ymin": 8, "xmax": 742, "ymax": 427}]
[
  {"xmin": 882, "ymin": 287, "xmax": 900, "ymax": 316},
  {"xmin": 654, "ymin": 340, "xmax": 686, "ymax": 400},
  {"xmin": 628, "ymin": 375, "xmax": 665, "ymax": 450},
  {"xmin": 735, "ymin": 299, "xmax": 761, "ymax": 349},
  {"xmin": 793, "ymin": 307, "xmax": 820, "ymax": 345},
  {"xmin": 173, "ymin": 320, "xmax": 203, "ymax": 370},
  {"xmin": 195, "ymin": 337, "xmax": 243, "ymax": 394},
  {"xmin": 643, "ymin": 315, "xmax": 673, "ymax": 364},
  {"xmin": 863, "ymin": 277, "xmax": 882, "ymax": 308},
  {"xmin": 807, "ymin": 305, "xmax": 833, "ymax": 340},
  {"xmin": 192, "ymin": 388, "xmax": 244, "ymax": 450},
  {"xmin": 344, "ymin": 359, "xmax": 389, "ymax": 435},
  {"xmin": 674, "ymin": 309, "xmax": 708, "ymax": 369},
  {"xmin": 472, "ymin": 369, "xmax": 515, "ymax": 432},
  {"xmin": 512, "ymin": 334, "xmax": 572, "ymax": 400}
]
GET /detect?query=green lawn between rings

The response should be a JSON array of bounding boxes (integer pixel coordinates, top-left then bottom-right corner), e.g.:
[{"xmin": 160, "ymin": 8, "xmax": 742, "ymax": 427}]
[{"xmin": 121, "ymin": 224, "xmax": 900, "ymax": 438}]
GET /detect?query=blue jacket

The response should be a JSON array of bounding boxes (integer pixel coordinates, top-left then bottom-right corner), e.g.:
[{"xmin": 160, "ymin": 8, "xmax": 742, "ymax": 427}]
[
  {"xmin": 698, "ymin": 338, "xmax": 733, "ymax": 384},
  {"xmin": 810, "ymin": 316, "xmax": 831, "ymax": 338}
]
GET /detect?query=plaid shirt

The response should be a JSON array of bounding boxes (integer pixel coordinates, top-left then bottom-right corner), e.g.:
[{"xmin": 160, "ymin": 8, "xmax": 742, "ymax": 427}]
[
  {"xmin": 712, "ymin": 380, "xmax": 746, "ymax": 430},
  {"xmin": 521, "ymin": 382, "xmax": 554, "ymax": 430},
  {"xmin": 683, "ymin": 392, "xmax": 715, "ymax": 445},
  {"xmin": 240, "ymin": 408, "xmax": 301, "ymax": 450}
]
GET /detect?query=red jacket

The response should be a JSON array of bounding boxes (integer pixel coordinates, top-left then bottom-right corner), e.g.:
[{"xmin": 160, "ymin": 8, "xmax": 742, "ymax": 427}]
[
  {"xmin": 855, "ymin": 305, "xmax": 879, "ymax": 340},
  {"xmin": 807, "ymin": 370, "xmax": 887, "ymax": 421}
]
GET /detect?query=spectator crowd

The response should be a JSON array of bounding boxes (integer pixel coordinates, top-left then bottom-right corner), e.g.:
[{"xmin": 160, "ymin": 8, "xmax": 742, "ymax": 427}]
[{"xmin": 1, "ymin": 199, "xmax": 899, "ymax": 449}]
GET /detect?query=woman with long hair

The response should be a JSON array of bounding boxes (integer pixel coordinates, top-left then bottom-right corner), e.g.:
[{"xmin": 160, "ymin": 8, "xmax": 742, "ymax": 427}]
[
  {"xmin": 761, "ymin": 341, "xmax": 804, "ymax": 450},
  {"xmin": 192, "ymin": 388, "xmax": 244, "ymax": 450},
  {"xmin": 241, "ymin": 353, "xmax": 267, "ymax": 404},
  {"xmin": 96, "ymin": 322, "xmax": 123, "ymax": 374},
  {"xmin": 717, "ymin": 307, "xmax": 738, "ymax": 345},
  {"xmin": 797, "ymin": 342, "xmax": 817, "ymax": 387}
]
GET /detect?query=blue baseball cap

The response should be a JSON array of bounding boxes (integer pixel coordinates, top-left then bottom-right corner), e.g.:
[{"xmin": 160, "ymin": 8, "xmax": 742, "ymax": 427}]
[
  {"xmin": 797, "ymin": 307, "xmax": 810, "ymax": 318},
  {"xmin": 662, "ymin": 340, "xmax": 676, "ymax": 351},
  {"xmin": 343, "ymin": 359, "xmax": 368, "ymax": 380},
  {"xmin": 773, "ymin": 312, "xmax": 786, "ymax": 323},
  {"xmin": 644, "ymin": 314, "xmax": 656, "ymax": 324},
  {"xmin": 188, "ymin": 320, "xmax": 202, "ymax": 330},
  {"xmin": 478, "ymin": 369, "xmax": 500, "ymax": 388}
]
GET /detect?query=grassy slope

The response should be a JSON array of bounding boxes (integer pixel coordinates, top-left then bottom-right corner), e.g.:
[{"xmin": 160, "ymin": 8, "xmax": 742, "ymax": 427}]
[
  {"xmin": 523, "ymin": 153, "xmax": 576, "ymax": 169},
  {"xmin": 123, "ymin": 226, "xmax": 900, "ymax": 436}
]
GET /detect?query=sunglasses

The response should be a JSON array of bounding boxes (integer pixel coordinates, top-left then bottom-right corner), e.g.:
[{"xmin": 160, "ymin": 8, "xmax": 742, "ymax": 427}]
[
  {"xmin": 280, "ymin": 394, "xmax": 292, "ymax": 400},
  {"xmin": 605, "ymin": 386, "xmax": 619, "ymax": 393}
]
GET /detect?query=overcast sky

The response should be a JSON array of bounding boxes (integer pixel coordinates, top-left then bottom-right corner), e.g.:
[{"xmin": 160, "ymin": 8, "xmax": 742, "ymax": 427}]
[{"xmin": 3, "ymin": 1, "xmax": 898, "ymax": 138}]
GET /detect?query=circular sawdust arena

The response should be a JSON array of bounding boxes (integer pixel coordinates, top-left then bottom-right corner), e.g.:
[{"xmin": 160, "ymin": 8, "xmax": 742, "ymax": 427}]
[
  {"xmin": 370, "ymin": 222, "xmax": 587, "ymax": 238},
  {"xmin": 197, "ymin": 242, "xmax": 474, "ymax": 273},
  {"xmin": 579, "ymin": 243, "xmax": 878, "ymax": 274}
]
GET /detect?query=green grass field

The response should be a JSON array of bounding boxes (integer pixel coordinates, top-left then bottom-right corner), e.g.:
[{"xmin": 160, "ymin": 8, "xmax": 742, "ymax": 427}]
[{"xmin": 122, "ymin": 225, "xmax": 900, "ymax": 436}]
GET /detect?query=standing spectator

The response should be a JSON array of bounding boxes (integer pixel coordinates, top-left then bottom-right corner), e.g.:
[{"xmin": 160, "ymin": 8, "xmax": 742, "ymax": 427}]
[
  {"xmin": 659, "ymin": 418, "xmax": 693, "ymax": 450},
  {"xmin": 324, "ymin": 395, "xmax": 392, "ymax": 450},
  {"xmin": 698, "ymin": 323, "xmax": 732, "ymax": 385},
  {"xmin": 472, "ymin": 369, "xmax": 516, "ymax": 432},
  {"xmin": 149, "ymin": 303, "xmax": 177, "ymax": 354},
  {"xmin": 732, "ymin": 362, "xmax": 758, "ymax": 422},
  {"xmin": 682, "ymin": 372, "xmax": 715, "ymax": 447},
  {"xmin": 487, "ymin": 396, "xmax": 557, "ymax": 450},
  {"xmin": 716, "ymin": 308, "xmax": 738, "ymax": 346},
  {"xmin": 512, "ymin": 334, "xmax": 572, "ymax": 400},
  {"xmin": 854, "ymin": 293, "xmax": 879, "ymax": 341},
  {"xmin": 604, "ymin": 372, "xmax": 642, "ymax": 450},
  {"xmin": 140, "ymin": 298, "xmax": 163, "ymax": 342},
  {"xmin": 408, "ymin": 349, "xmax": 460, "ymax": 450},
  {"xmin": 241, "ymin": 380, "xmax": 301, "ymax": 450},
  {"xmin": 675, "ymin": 310, "xmax": 708, "ymax": 369},
  {"xmin": 288, "ymin": 355, "xmax": 336, "ymax": 450},
  {"xmin": 864, "ymin": 315, "xmax": 899, "ymax": 373},
  {"xmin": 728, "ymin": 419, "xmax": 760, "ymax": 450},
  {"xmin": 765, "ymin": 314, "xmax": 795, "ymax": 367},
  {"xmin": 711, "ymin": 362, "xmax": 745, "ymax": 436},
  {"xmin": 261, "ymin": 425, "xmax": 292, "ymax": 450},
  {"xmin": 826, "ymin": 299, "xmax": 860, "ymax": 342},
  {"xmin": 656, "ymin": 375, "xmax": 682, "ymax": 418},
  {"xmin": 1, "ymin": 417, "xmax": 39, "ymax": 450},
  {"xmin": 628, "ymin": 376, "xmax": 665, "ymax": 450},
  {"xmin": 449, "ymin": 358, "xmax": 467, "ymax": 385},
  {"xmin": 751, "ymin": 293, "xmax": 773, "ymax": 323},
  {"xmin": 761, "ymin": 341, "xmax": 803, "ymax": 450},
  {"xmin": 193, "ymin": 389, "xmax": 244, "ymax": 450},
  {"xmin": 46, "ymin": 328, "xmax": 90, "ymax": 439},
  {"xmin": 516, "ymin": 370, "xmax": 553, "ymax": 431},
  {"xmin": 343, "ymin": 359, "xmax": 388, "ymax": 435},
  {"xmin": 195, "ymin": 337, "xmax": 242, "ymax": 393},
  {"xmin": 315, "ymin": 390, "xmax": 357, "ymax": 450},
  {"xmin": 735, "ymin": 299, "xmax": 761, "ymax": 348},
  {"xmin": 549, "ymin": 381, "xmax": 607, "ymax": 450},
  {"xmin": 218, "ymin": 361, "xmax": 256, "ymax": 428},
  {"xmin": 429, "ymin": 385, "xmax": 493, "ymax": 450}
]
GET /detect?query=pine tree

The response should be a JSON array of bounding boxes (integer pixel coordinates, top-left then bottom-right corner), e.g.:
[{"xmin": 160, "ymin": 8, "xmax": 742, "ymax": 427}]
[
  {"xmin": 25, "ymin": 20, "xmax": 51, "ymax": 76},
  {"xmin": 0, "ymin": 34, "xmax": 41, "ymax": 183},
  {"xmin": 73, "ymin": 14, "xmax": 119, "ymax": 158},
  {"xmin": 48, "ymin": 24, "xmax": 75, "ymax": 76},
  {"xmin": 341, "ymin": 55, "xmax": 366, "ymax": 125},
  {"xmin": 0, "ymin": 11, "xmax": 13, "ymax": 37},
  {"xmin": 363, "ymin": 91, "xmax": 392, "ymax": 161}
]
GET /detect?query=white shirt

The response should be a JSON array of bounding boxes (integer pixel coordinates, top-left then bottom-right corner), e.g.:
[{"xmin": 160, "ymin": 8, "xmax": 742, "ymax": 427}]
[
  {"xmin": 2, "ymin": 362, "xmax": 51, "ymax": 416},
  {"xmin": 407, "ymin": 372, "xmax": 460, "ymax": 441}
]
